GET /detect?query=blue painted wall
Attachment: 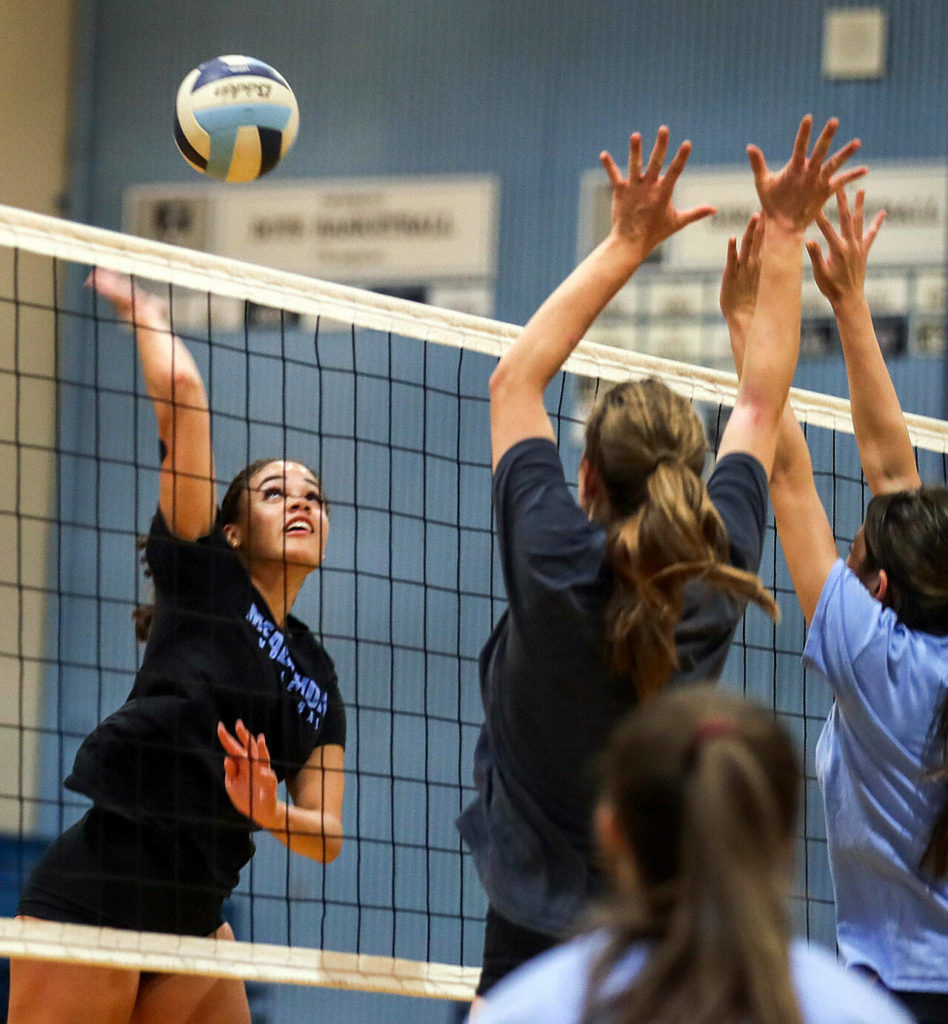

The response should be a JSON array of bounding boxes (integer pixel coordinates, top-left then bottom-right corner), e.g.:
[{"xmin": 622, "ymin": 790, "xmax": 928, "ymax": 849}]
[
  {"xmin": 25, "ymin": 3, "xmax": 948, "ymax": 1022},
  {"xmin": 71, "ymin": 0, "xmax": 948, "ymax": 328}
]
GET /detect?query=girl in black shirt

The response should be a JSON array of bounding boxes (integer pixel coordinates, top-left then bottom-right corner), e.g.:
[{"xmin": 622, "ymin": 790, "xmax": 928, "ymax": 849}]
[
  {"xmin": 10, "ymin": 270, "xmax": 345, "ymax": 1024},
  {"xmin": 462, "ymin": 117, "xmax": 867, "ymax": 1001}
]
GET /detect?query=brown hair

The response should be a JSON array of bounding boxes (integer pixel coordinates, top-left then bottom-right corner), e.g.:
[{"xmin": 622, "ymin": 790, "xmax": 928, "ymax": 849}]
[
  {"xmin": 583, "ymin": 378, "xmax": 777, "ymax": 700},
  {"xmin": 582, "ymin": 685, "xmax": 802, "ymax": 1024},
  {"xmin": 862, "ymin": 486, "xmax": 948, "ymax": 878}
]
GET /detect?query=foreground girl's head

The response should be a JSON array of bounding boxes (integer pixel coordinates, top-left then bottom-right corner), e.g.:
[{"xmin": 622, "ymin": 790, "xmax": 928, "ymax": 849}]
[{"xmin": 587, "ymin": 685, "xmax": 802, "ymax": 1024}]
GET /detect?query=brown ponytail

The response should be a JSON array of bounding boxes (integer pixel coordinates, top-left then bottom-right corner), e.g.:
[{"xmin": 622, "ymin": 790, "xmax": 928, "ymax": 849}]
[
  {"xmin": 584, "ymin": 378, "xmax": 777, "ymax": 699},
  {"xmin": 583, "ymin": 686, "xmax": 802, "ymax": 1024}
]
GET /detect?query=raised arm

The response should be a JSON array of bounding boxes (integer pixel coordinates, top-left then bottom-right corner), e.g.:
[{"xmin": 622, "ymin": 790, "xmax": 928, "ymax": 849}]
[
  {"xmin": 218, "ymin": 720, "xmax": 344, "ymax": 863},
  {"xmin": 807, "ymin": 188, "xmax": 920, "ymax": 494},
  {"xmin": 717, "ymin": 115, "xmax": 866, "ymax": 475},
  {"xmin": 489, "ymin": 126, "xmax": 716, "ymax": 469},
  {"xmin": 87, "ymin": 269, "xmax": 216, "ymax": 539},
  {"xmin": 721, "ymin": 213, "xmax": 844, "ymax": 625}
]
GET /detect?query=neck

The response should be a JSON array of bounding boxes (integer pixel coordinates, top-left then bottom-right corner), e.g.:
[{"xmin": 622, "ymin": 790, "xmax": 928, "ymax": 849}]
[{"xmin": 247, "ymin": 561, "xmax": 308, "ymax": 627}]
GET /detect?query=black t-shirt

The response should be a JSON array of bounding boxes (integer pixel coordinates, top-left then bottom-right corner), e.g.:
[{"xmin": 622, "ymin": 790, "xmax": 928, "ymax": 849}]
[
  {"xmin": 458, "ymin": 438, "xmax": 768, "ymax": 936},
  {"xmin": 66, "ymin": 510, "xmax": 345, "ymax": 884}
]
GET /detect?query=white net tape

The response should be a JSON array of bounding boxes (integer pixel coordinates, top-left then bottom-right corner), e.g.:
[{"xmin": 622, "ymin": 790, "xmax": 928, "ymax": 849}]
[{"xmin": 1, "ymin": 202, "xmax": 946, "ymax": 451}]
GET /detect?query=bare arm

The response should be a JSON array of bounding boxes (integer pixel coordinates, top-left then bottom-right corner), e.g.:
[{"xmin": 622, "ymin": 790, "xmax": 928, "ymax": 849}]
[
  {"xmin": 489, "ymin": 126, "xmax": 716, "ymax": 469},
  {"xmin": 721, "ymin": 214, "xmax": 840, "ymax": 624},
  {"xmin": 218, "ymin": 721, "xmax": 345, "ymax": 863},
  {"xmin": 717, "ymin": 115, "xmax": 866, "ymax": 476},
  {"xmin": 807, "ymin": 189, "xmax": 920, "ymax": 494},
  {"xmin": 87, "ymin": 269, "xmax": 216, "ymax": 539}
]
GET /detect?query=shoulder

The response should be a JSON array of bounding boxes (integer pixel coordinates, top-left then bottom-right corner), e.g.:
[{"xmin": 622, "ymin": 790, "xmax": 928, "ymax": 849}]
[
  {"xmin": 790, "ymin": 941, "xmax": 915, "ymax": 1024},
  {"xmin": 706, "ymin": 451, "xmax": 768, "ymax": 568},
  {"xmin": 147, "ymin": 506, "xmax": 228, "ymax": 553},
  {"xmin": 493, "ymin": 437, "xmax": 567, "ymax": 493},
  {"xmin": 707, "ymin": 451, "xmax": 767, "ymax": 509},
  {"xmin": 475, "ymin": 933, "xmax": 611, "ymax": 1024},
  {"xmin": 805, "ymin": 559, "xmax": 894, "ymax": 665}
]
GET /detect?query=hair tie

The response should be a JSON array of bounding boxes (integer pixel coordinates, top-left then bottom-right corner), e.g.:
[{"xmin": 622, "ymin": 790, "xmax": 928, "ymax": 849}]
[
  {"xmin": 650, "ymin": 454, "xmax": 677, "ymax": 475},
  {"xmin": 687, "ymin": 716, "xmax": 739, "ymax": 765}
]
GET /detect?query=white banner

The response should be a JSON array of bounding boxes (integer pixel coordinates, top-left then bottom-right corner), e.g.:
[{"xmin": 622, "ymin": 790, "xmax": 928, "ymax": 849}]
[
  {"xmin": 125, "ymin": 175, "xmax": 499, "ymax": 284},
  {"xmin": 581, "ymin": 161, "xmax": 948, "ymax": 268}
]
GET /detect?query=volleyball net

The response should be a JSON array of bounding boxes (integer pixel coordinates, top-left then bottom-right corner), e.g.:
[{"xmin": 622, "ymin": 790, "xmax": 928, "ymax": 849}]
[{"xmin": 0, "ymin": 202, "xmax": 947, "ymax": 1002}]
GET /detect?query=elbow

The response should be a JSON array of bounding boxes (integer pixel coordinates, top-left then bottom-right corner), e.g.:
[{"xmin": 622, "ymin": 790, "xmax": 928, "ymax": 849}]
[
  {"xmin": 489, "ymin": 358, "xmax": 515, "ymax": 403},
  {"xmin": 168, "ymin": 364, "xmax": 206, "ymax": 406},
  {"xmin": 321, "ymin": 831, "xmax": 343, "ymax": 864}
]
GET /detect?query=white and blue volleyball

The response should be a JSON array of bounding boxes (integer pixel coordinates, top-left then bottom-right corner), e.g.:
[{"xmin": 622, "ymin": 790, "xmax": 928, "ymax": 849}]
[{"xmin": 174, "ymin": 55, "xmax": 299, "ymax": 182}]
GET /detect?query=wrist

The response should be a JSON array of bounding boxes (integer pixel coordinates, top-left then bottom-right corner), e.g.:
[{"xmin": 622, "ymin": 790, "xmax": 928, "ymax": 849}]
[
  {"xmin": 829, "ymin": 291, "xmax": 869, "ymax": 319},
  {"xmin": 603, "ymin": 228, "xmax": 649, "ymax": 270},
  {"xmin": 261, "ymin": 799, "xmax": 289, "ymax": 833}
]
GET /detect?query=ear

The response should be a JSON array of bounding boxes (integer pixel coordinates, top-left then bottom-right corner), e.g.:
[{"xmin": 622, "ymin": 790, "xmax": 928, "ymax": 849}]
[
  {"xmin": 223, "ymin": 523, "xmax": 241, "ymax": 549},
  {"xmin": 872, "ymin": 568, "xmax": 889, "ymax": 605},
  {"xmin": 578, "ymin": 458, "xmax": 603, "ymax": 516},
  {"xmin": 594, "ymin": 801, "xmax": 625, "ymax": 860}
]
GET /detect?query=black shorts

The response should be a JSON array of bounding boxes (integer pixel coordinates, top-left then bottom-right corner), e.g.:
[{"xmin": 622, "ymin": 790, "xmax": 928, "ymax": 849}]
[
  {"xmin": 17, "ymin": 806, "xmax": 237, "ymax": 937},
  {"xmin": 476, "ymin": 904, "xmax": 559, "ymax": 996}
]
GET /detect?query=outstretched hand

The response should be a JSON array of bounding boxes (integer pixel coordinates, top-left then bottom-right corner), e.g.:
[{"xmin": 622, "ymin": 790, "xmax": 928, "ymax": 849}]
[
  {"xmin": 218, "ymin": 719, "xmax": 280, "ymax": 829},
  {"xmin": 807, "ymin": 188, "xmax": 886, "ymax": 305},
  {"xmin": 746, "ymin": 115, "xmax": 866, "ymax": 231},
  {"xmin": 599, "ymin": 126, "xmax": 716, "ymax": 261},
  {"xmin": 85, "ymin": 267, "xmax": 170, "ymax": 331},
  {"xmin": 720, "ymin": 212, "xmax": 764, "ymax": 327}
]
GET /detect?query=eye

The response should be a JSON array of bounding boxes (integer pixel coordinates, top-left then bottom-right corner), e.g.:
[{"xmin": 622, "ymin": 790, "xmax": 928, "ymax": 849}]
[
  {"xmin": 307, "ymin": 490, "xmax": 326, "ymax": 506},
  {"xmin": 263, "ymin": 486, "xmax": 283, "ymax": 500}
]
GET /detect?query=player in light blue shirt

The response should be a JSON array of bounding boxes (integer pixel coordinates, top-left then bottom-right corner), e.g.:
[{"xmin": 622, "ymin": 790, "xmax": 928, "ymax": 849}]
[
  {"xmin": 472, "ymin": 686, "xmax": 913, "ymax": 1024},
  {"xmin": 725, "ymin": 188, "xmax": 948, "ymax": 1023}
]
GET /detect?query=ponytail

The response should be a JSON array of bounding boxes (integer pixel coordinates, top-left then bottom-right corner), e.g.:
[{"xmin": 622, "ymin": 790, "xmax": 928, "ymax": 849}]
[
  {"xmin": 582, "ymin": 687, "xmax": 802, "ymax": 1024},
  {"xmin": 605, "ymin": 458, "xmax": 777, "ymax": 699}
]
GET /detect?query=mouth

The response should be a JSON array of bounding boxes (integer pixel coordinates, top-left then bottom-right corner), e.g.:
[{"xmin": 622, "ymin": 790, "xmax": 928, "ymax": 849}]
[{"xmin": 285, "ymin": 518, "xmax": 314, "ymax": 535}]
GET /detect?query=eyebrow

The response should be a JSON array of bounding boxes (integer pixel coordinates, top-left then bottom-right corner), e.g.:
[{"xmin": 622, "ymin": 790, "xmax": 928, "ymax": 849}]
[{"xmin": 256, "ymin": 474, "xmax": 322, "ymax": 491}]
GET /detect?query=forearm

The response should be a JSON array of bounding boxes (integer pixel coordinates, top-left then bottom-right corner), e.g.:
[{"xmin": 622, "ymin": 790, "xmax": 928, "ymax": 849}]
[
  {"xmin": 739, "ymin": 220, "xmax": 804, "ymax": 421},
  {"xmin": 493, "ymin": 232, "xmax": 645, "ymax": 393},
  {"xmin": 263, "ymin": 800, "xmax": 344, "ymax": 863},
  {"xmin": 770, "ymin": 404, "xmax": 838, "ymax": 625},
  {"xmin": 832, "ymin": 294, "xmax": 920, "ymax": 493}
]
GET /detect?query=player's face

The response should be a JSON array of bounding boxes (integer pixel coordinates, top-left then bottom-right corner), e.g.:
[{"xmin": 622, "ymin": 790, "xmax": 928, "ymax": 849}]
[{"xmin": 240, "ymin": 460, "xmax": 329, "ymax": 570}]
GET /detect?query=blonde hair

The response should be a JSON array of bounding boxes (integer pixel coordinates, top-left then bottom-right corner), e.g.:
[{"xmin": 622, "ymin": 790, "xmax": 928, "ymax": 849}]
[{"xmin": 583, "ymin": 379, "xmax": 777, "ymax": 699}]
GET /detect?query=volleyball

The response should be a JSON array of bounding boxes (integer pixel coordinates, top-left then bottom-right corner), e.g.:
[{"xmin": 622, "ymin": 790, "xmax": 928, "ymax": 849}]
[{"xmin": 174, "ymin": 55, "xmax": 299, "ymax": 183}]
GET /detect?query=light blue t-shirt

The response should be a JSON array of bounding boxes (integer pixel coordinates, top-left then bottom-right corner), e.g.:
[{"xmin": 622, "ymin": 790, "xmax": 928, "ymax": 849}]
[
  {"xmin": 805, "ymin": 558, "xmax": 948, "ymax": 992},
  {"xmin": 471, "ymin": 931, "xmax": 913, "ymax": 1024}
]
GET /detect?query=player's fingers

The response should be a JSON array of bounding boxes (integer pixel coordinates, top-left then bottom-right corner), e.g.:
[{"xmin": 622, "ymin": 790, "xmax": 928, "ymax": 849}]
[
  {"xmin": 600, "ymin": 150, "xmax": 623, "ymax": 187},
  {"xmin": 807, "ymin": 116, "xmax": 838, "ymax": 166},
  {"xmin": 676, "ymin": 204, "xmax": 717, "ymax": 229},
  {"xmin": 662, "ymin": 139, "xmax": 692, "ymax": 188},
  {"xmin": 827, "ymin": 165, "xmax": 868, "ymax": 193},
  {"xmin": 644, "ymin": 126, "xmax": 670, "ymax": 178},
  {"xmin": 790, "ymin": 114, "xmax": 815, "ymax": 167},
  {"xmin": 823, "ymin": 139, "xmax": 862, "ymax": 179},
  {"xmin": 865, "ymin": 209, "xmax": 887, "ymax": 250},
  {"xmin": 739, "ymin": 213, "xmax": 760, "ymax": 259},
  {"xmin": 815, "ymin": 209, "xmax": 839, "ymax": 247},
  {"xmin": 746, "ymin": 145, "xmax": 767, "ymax": 185},
  {"xmin": 628, "ymin": 133, "xmax": 644, "ymax": 178}
]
